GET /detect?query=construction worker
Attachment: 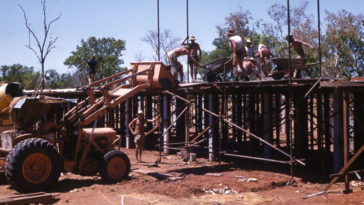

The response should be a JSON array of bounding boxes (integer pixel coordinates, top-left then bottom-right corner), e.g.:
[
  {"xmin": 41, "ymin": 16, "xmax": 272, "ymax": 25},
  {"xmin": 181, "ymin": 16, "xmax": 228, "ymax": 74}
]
[
  {"xmin": 243, "ymin": 57, "xmax": 261, "ymax": 80},
  {"xmin": 256, "ymin": 44, "xmax": 274, "ymax": 77},
  {"xmin": 128, "ymin": 110, "xmax": 159, "ymax": 163},
  {"xmin": 225, "ymin": 29, "xmax": 247, "ymax": 81},
  {"xmin": 167, "ymin": 46, "xmax": 188, "ymax": 82},
  {"xmin": 168, "ymin": 44, "xmax": 204, "ymax": 83},
  {"xmin": 181, "ymin": 36, "xmax": 203, "ymax": 82},
  {"xmin": 285, "ymin": 35, "xmax": 314, "ymax": 78},
  {"xmin": 86, "ymin": 55, "xmax": 97, "ymax": 84}
]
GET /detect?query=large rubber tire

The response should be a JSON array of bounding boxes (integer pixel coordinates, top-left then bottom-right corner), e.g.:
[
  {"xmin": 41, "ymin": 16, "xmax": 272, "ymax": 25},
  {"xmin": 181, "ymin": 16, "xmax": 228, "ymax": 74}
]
[
  {"xmin": 99, "ymin": 150, "xmax": 130, "ymax": 183},
  {"xmin": 5, "ymin": 138, "xmax": 62, "ymax": 192}
]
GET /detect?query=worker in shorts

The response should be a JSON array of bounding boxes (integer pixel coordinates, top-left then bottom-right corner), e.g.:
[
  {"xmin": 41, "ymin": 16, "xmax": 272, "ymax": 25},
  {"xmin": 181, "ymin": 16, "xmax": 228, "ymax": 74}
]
[
  {"xmin": 256, "ymin": 44, "xmax": 274, "ymax": 77},
  {"xmin": 225, "ymin": 29, "xmax": 247, "ymax": 81},
  {"xmin": 285, "ymin": 35, "xmax": 314, "ymax": 78},
  {"xmin": 181, "ymin": 36, "xmax": 203, "ymax": 82},
  {"xmin": 85, "ymin": 55, "xmax": 97, "ymax": 83},
  {"xmin": 167, "ymin": 46, "xmax": 189, "ymax": 82},
  {"xmin": 128, "ymin": 110, "xmax": 159, "ymax": 163},
  {"xmin": 243, "ymin": 57, "xmax": 261, "ymax": 80}
]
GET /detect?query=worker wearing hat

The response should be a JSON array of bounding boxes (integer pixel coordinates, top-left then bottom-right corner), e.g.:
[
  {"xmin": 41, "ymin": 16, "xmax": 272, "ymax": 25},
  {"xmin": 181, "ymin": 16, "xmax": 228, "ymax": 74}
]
[
  {"xmin": 128, "ymin": 110, "xmax": 159, "ymax": 163},
  {"xmin": 181, "ymin": 35, "xmax": 203, "ymax": 82},
  {"xmin": 225, "ymin": 29, "xmax": 247, "ymax": 81}
]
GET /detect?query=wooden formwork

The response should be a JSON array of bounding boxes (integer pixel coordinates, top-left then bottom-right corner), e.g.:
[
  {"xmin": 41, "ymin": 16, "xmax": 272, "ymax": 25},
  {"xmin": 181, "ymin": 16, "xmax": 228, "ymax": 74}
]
[{"xmin": 37, "ymin": 79, "xmax": 364, "ymax": 177}]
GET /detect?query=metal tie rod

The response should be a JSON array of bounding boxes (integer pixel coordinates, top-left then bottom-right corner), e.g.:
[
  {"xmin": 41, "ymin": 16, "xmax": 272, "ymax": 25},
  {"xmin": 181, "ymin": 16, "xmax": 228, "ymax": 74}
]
[
  {"xmin": 164, "ymin": 90, "xmax": 190, "ymax": 104},
  {"xmin": 304, "ymin": 75, "xmax": 323, "ymax": 99},
  {"xmin": 161, "ymin": 106, "xmax": 189, "ymax": 138},
  {"xmin": 202, "ymin": 108, "xmax": 306, "ymax": 166},
  {"xmin": 222, "ymin": 152, "xmax": 294, "ymax": 165}
]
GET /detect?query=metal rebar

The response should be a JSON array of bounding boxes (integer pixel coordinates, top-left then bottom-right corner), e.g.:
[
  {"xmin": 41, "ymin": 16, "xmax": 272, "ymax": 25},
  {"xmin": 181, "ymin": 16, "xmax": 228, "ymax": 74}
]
[
  {"xmin": 317, "ymin": 0, "xmax": 322, "ymax": 76},
  {"xmin": 304, "ymin": 76, "xmax": 323, "ymax": 98},
  {"xmin": 164, "ymin": 91, "xmax": 190, "ymax": 104},
  {"xmin": 186, "ymin": 0, "xmax": 189, "ymax": 83},
  {"xmin": 222, "ymin": 152, "xmax": 294, "ymax": 165},
  {"xmin": 157, "ymin": 0, "xmax": 160, "ymax": 61}
]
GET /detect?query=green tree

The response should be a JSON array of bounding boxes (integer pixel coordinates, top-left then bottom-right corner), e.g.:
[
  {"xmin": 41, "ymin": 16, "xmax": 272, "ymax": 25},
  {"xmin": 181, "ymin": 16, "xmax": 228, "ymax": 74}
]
[
  {"xmin": 64, "ymin": 37, "xmax": 127, "ymax": 80},
  {"xmin": 200, "ymin": 8, "xmax": 255, "ymax": 80},
  {"xmin": 0, "ymin": 64, "xmax": 39, "ymax": 89},
  {"xmin": 324, "ymin": 10, "xmax": 364, "ymax": 78}
]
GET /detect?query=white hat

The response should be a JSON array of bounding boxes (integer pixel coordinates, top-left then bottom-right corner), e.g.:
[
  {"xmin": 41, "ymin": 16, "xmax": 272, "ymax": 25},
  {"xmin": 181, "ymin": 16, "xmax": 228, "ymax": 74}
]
[
  {"xmin": 137, "ymin": 110, "xmax": 143, "ymax": 115},
  {"xmin": 190, "ymin": 36, "xmax": 196, "ymax": 41},
  {"xmin": 258, "ymin": 44, "xmax": 266, "ymax": 51},
  {"xmin": 246, "ymin": 39, "xmax": 252, "ymax": 43}
]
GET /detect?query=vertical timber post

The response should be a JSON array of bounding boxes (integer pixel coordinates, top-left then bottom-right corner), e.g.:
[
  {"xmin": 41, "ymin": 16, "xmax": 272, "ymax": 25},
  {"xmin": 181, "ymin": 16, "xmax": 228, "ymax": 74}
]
[
  {"xmin": 354, "ymin": 92, "xmax": 364, "ymax": 165},
  {"xmin": 176, "ymin": 93, "xmax": 186, "ymax": 141},
  {"xmin": 343, "ymin": 91, "xmax": 352, "ymax": 193},
  {"xmin": 275, "ymin": 93, "xmax": 281, "ymax": 147},
  {"xmin": 208, "ymin": 93, "xmax": 218, "ymax": 161},
  {"xmin": 333, "ymin": 90, "xmax": 343, "ymax": 173},
  {"xmin": 163, "ymin": 94, "xmax": 170, "ymax": 154},
  {"xmin": 294, "ymin": 91, "xmax": 308, "ymax": 157},
  {"xmin": 324, "ymin": 93, "xmax": 331, "ymax": 153},
  {"xmin": 236, "ymin": 93, "xmax": 242, "ymax": 146},
  {"xmin": 125, "ymin": 99, "xmax": 131, "ymax": 149},
  {"xmin": 263, "ymin": 92, "xmax": 273, "ymax": 159}
]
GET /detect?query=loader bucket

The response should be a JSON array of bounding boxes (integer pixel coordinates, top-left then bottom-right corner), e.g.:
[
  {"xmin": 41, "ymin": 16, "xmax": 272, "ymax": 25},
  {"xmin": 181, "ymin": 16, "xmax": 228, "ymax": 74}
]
[{"xmin": 130, "ymin": 62, "xmax": 178, "ymax": 89}]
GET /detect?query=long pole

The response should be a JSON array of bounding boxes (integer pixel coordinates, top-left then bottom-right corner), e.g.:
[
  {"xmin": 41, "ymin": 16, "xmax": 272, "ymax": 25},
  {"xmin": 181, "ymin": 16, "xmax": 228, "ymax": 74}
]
[
  {"xmin": 317, "ymin": 0, "xmax": 322, "ymax": 76},
  {"xmin": 287, "ymin": 0, "xmax": 294, "ymax": 182},
  {"xmin": 186, "ymin": 0, "xmax": 189, "ymax": 83},
  {"xmin": 157, "ymin": 0, "xmax": 160, "ymax": 61}
]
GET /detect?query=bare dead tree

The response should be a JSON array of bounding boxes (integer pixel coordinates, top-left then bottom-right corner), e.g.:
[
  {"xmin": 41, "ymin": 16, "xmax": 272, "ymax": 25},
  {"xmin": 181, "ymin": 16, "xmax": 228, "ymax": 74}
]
[
  {"xmin": 133, "ymin": 51, "xmax": 146, "ymax": 62},
  {"xmin": 19, "ymin": 0, "xmax": 61, "ymax": 88},
  {"xmin": 142, "ymin": 29, "xmax": 180, "ymax": 64}
]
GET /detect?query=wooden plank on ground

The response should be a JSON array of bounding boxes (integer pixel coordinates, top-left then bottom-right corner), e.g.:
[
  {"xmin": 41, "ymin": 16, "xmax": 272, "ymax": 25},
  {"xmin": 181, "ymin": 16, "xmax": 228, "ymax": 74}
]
[{"xmin": 0, "ymin": 192, "xmax": 59, "ymax": 205}]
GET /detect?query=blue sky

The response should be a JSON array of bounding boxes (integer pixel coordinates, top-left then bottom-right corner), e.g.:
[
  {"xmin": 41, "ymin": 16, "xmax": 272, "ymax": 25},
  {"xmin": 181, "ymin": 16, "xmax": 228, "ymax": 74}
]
[{"xmin": 0, "ymin": 0, "xmax": 363, "ymax": 74}]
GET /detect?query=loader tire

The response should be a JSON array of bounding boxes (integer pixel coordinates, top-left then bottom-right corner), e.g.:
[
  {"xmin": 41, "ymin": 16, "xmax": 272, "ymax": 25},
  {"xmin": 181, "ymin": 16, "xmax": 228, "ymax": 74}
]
[
  {"xmin": 99, "ymin": 150, "xmax": 130, "ymax": 183},
  {"xmin": 5, "ymin": 138, "xmax": 62, "ymax": 192}
]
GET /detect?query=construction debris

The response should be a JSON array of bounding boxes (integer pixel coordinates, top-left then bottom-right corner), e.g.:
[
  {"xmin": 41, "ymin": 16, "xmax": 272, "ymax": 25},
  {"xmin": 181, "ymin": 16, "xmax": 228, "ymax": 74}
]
[
  {"xmin": 0, "ymin": 192, "xmax": 59, "ymax": 205},
  {"xmin": 201, "ymin": 186, "xmax": 238, "ymax": 195},
  {"xmin": 204, "ymin": 173, "xmax": 222, "ymax": 177}
]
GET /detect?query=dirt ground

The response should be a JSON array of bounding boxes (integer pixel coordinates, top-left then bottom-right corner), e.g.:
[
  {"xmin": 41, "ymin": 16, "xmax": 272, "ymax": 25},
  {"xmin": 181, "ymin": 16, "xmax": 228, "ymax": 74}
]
[{"xmin": 1, "ymin": 149, "xmax": 364, "ymax": 205}]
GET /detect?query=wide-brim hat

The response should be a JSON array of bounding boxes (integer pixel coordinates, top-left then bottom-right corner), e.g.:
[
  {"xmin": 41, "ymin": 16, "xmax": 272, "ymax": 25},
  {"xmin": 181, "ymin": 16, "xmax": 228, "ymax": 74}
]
[
  {"xmin": 190, "ymin": 36, "xmax": 196, "ymax": 41},
  {"xmin": 225, "ymin": 29, "xmax": 235, "ymax": 36}
]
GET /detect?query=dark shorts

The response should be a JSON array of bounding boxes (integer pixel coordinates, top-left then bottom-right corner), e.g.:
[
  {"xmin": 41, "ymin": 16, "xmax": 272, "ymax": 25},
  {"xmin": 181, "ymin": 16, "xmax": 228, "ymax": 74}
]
[
  {"xmin": 88, "ymin": 69, "xmax": 96, "ymax": 75},
  {"xmin": 235, "ymin": 50, "xmax": 246, "ymax": 59},
  {"xmin": 188, "ymin": 55, "xmax": 199, "ymax": 64},
  {"xmin": 134, "ymin": 134, "xmax": 145, "ymax": 147}
]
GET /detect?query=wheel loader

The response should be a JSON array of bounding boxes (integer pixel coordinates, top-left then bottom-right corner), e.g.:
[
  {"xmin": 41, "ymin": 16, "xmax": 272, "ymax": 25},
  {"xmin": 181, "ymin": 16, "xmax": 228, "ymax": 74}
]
[{"xmin": 0, "ymin": 62, "xmax": 177, "ymax": 192}]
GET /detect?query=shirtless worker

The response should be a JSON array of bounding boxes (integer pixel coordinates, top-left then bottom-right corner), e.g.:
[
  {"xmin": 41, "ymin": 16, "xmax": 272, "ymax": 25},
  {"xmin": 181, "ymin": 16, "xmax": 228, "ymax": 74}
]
[
  {"xmin": 256, "ymin": 44, "xmax": 274, "ymax": 77},
  {"xmin": 168, "ymin": 44, "xmax": 203, "ymax": 83},
  {"xmin": 286, "ymin": 35, "xmax": 314, "ymax": 78},
  {"xmin": 128, "ymin": 110, "xmax": 159, "ymax": 163},
  {"xmin": 243, "ymin": 57, "xmax": 261, "ymax": 80},
  {"xmin": 225, "ymin": 29, "xmax": 247, "ymax": 81},
  {"xmin": 181, "ymin": 36, "xmax": 202, "ymax": 82}
]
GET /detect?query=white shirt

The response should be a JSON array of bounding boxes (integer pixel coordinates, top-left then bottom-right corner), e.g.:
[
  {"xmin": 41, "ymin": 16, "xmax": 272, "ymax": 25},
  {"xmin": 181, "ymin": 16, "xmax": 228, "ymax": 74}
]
[{"xmin": 229, "ymin": 35, "xmax": 244, "ymax": 51}]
